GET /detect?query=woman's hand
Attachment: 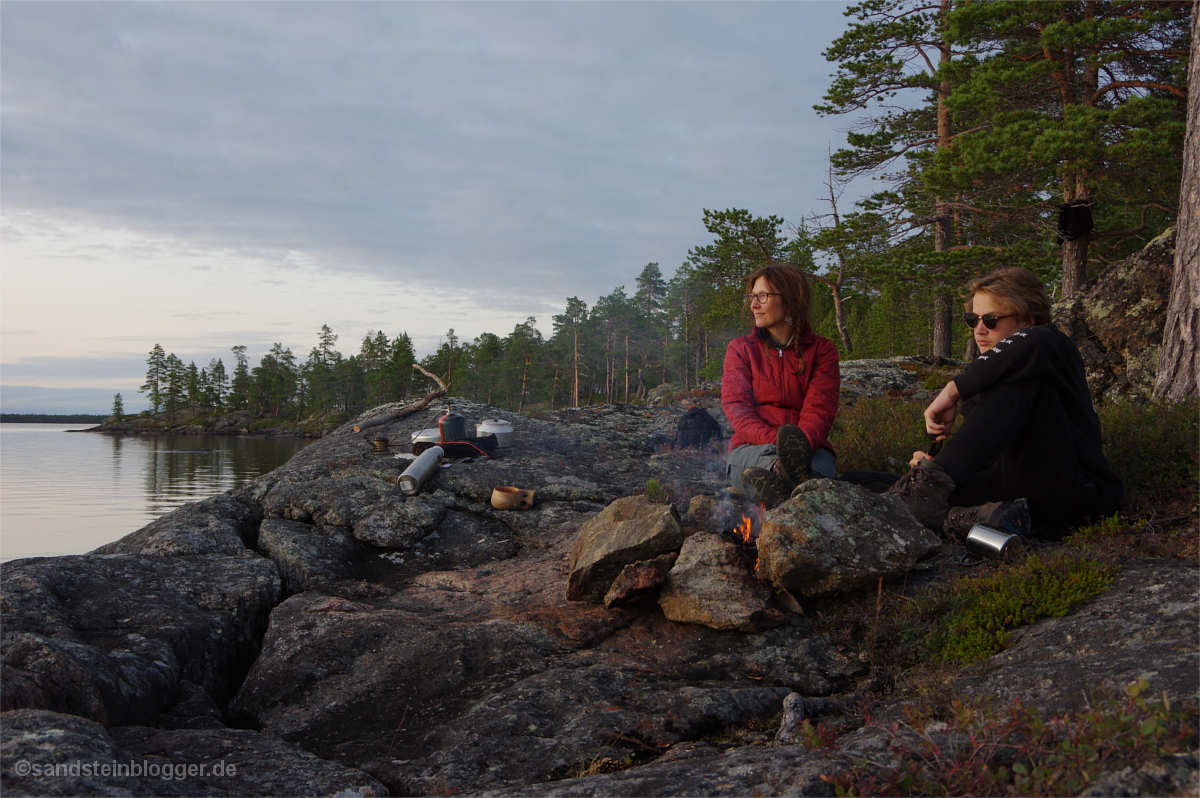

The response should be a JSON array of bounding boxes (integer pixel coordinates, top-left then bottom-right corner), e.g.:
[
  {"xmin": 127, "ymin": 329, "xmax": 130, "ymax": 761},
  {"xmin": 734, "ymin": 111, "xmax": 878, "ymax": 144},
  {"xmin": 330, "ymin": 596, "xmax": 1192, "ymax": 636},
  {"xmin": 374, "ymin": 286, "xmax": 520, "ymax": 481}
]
[
  {"xmin": 909, "ymin": 450, "xmax": 933, "ymax": 468},
  {"xmin": 924, "ymin": 380, "xmax": 961, "ymax": 439}
]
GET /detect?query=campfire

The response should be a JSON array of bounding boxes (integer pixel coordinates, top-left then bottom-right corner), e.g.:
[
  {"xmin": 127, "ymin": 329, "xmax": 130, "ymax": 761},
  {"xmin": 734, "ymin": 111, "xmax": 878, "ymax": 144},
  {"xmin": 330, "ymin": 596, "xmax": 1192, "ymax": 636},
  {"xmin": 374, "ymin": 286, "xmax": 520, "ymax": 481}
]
[
  {"xmin": 724, "ymin": 508, "xmax": 762, "ymax": 572},
  {"xmin": 733, "ymin": 513, "xmax": 755, "ymax": 544}
]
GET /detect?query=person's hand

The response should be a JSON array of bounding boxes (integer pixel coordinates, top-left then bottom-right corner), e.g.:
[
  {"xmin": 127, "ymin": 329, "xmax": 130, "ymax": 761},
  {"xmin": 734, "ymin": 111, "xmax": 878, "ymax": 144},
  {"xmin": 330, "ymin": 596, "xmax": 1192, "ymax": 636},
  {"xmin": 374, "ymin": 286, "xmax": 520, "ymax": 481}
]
[
  {"xmin": 924, "ymin": 380, "xmax": 960, "ymax": 439},
  {"xmin": 909, "ymin": 450, "xmax": 933, "ymax": 468}
]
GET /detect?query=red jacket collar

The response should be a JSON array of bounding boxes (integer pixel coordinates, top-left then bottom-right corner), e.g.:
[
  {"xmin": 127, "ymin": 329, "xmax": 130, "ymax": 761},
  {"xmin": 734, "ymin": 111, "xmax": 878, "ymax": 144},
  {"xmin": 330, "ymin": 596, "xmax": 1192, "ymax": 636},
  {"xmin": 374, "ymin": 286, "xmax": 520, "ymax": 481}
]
[{"xmin": 753, "ymin": 324, "xmax": 814, "ymax": 348}]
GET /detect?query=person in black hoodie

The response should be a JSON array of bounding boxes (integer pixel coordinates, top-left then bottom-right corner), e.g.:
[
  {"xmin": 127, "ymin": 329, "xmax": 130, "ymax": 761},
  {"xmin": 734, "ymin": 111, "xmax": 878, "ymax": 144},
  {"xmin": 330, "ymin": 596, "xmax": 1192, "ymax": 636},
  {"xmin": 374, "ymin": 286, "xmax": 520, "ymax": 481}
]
[{"xmin": 887, "ymin": 267, "xmax": 1122, "ymax": 540}]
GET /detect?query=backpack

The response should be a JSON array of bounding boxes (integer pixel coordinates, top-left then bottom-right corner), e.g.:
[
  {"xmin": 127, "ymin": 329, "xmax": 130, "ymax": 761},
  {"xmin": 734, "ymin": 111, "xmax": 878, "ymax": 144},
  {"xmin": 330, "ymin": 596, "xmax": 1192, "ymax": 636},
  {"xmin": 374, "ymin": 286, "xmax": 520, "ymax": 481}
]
[{"xmin": 674, "ymin": 406, "xmax": 722, "ymax": 449}]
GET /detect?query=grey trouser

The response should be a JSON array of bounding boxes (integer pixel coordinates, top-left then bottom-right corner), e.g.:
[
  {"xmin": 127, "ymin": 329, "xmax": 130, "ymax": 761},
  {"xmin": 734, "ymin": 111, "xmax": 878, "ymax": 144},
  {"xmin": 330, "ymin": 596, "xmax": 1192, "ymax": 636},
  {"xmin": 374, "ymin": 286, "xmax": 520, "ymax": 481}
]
[{"xmin": 725, "ymin": 444, "xmax": 837, "ymax": 492}]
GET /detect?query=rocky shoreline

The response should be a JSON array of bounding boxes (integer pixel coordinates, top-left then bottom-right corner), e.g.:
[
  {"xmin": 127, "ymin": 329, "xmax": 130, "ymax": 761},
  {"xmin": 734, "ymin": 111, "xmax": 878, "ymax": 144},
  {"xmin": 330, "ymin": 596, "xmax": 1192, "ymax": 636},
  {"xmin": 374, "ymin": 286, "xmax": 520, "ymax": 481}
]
[{"xmin": 3, "ymin": 348, "xmax": 1196, "ymax": 797}]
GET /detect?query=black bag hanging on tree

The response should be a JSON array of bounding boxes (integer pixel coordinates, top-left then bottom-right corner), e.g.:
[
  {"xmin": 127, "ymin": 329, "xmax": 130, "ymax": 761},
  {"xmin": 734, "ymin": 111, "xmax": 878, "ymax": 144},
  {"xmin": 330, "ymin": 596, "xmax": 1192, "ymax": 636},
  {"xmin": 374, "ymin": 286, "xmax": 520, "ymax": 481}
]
[{"xmin": 1056, "ymin": 200, "xmax": 1094, "ymax": 244}]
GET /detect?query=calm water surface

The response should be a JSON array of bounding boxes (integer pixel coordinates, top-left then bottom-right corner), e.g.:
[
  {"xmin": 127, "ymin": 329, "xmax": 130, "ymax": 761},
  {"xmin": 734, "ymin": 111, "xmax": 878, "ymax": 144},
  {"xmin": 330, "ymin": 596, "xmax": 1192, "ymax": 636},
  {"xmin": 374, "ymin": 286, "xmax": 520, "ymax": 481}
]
[{"xmin": 0, "ymin": 424, "xmax": 313, "ymax": 561}]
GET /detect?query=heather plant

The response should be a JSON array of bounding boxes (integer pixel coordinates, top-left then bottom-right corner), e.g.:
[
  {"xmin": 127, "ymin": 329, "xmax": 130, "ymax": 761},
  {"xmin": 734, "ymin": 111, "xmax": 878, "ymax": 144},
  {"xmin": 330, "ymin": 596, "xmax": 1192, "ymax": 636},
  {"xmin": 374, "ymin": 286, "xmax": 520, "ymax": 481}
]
[
  {"xmin": 928, "ymin": 550, "xmax": 1115, "ymax": 663},
  {"xmin": 1066, "ymin": 513, "xmax": 1198, "ymax": 562},
  {"xmin": 822, "ymin": 679, "xmax": 1196, "ymax": 797}
]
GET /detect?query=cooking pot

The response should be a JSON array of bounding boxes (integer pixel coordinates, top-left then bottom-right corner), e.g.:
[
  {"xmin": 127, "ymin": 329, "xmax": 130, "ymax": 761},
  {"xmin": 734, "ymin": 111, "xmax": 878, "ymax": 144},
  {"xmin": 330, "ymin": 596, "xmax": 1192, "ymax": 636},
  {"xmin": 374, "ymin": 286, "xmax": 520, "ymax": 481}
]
[
  {"xmin": 438, "ymin": 412, "xmax": 468, "ymax": 442},
  {"xmin": 477, "ymin": 419, "xmax": 515, "ymax": 448},
  {"xmin": 411, "ymin": 428, "xmax": 441, "ymax": 444}
]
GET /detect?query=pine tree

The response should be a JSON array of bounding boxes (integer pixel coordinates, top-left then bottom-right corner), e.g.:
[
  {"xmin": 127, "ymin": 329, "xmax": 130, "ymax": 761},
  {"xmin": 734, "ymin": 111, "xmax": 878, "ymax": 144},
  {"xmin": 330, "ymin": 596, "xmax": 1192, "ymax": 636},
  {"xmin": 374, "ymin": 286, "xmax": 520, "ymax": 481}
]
[
  {"xmin": 551, "ymin": 298, "xmax": 590, "ymax": 407},
  {"xmin": 140, "ymin": 344, "xmax": 167, "ymax": 414},
  {"xmin": 163, "ymin": 353, "xmax": 187, "ymax": 424},
  {"xmin": 229, "ymin": 346, "xmax": 251, "ymax": 412},
  {"xmin": 109, "ymin": 393, "xmax": 124, "ymax": 423},
  {"xmin": 503, "ymin": 317, "xmax": 544, "ymax": 412},
  {"xmin": 389, "ymin": 333, "xmax": 415, "ymax": 400},
  {"xmin": 931, "ymin": 0, "xmax": 1190, "ymax": 293},
  {"xmin": 816, "ymin": 0, "xmax": 971, "ymax": 356},
  {"xmin": 206, "ymin": 359, "xmax": 227, "ymax": 408}
]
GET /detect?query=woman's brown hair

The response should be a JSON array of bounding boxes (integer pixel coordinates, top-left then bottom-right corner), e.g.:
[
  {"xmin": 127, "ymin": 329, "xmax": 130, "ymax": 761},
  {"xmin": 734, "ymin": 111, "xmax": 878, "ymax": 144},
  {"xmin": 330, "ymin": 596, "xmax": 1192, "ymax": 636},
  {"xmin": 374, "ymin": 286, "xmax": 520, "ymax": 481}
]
[
  {"xmin": 744, "ymin": 263, "xmax": 813, "ymax": 372},
  {"xmin": 964, "ymin": 267, "xmax": 1052, "ymax": 326},
  {"xmin": 744, "ymin": 263, "xmax": 814, "ymax": 335}
]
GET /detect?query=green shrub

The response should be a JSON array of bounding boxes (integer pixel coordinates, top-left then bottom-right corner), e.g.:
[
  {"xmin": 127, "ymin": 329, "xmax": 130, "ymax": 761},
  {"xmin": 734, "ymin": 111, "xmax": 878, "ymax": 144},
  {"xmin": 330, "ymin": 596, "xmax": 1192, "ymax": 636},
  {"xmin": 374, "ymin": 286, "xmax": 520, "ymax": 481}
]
[
  {"xmin": 1098, "ymin": 398, "xmax": 1198, "ymax": 512},
  {"xmin": 929, "ymin": 550, "xmax": 1115, "ymax": 663},
  {"xmin": 642, "ymin": 478, "xmax": 670, "ymax": 504}
]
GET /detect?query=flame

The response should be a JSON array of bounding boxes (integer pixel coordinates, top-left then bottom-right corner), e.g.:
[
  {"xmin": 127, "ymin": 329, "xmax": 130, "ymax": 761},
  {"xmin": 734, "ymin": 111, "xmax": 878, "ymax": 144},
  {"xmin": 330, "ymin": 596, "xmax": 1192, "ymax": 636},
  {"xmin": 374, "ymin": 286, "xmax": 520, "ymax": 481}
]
[{"xmin": 734, "ymin": 514, "xmax": 754, "ymax": 543}]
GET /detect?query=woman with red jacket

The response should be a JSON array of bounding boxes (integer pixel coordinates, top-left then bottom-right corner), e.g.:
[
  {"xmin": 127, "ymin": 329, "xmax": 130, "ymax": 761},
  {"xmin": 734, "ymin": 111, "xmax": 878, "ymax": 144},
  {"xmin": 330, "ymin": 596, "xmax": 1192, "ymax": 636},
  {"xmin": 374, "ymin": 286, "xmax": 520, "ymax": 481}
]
[{"xmin": 721, "ymin": 264, "xmax": 840, "ymax": 507}]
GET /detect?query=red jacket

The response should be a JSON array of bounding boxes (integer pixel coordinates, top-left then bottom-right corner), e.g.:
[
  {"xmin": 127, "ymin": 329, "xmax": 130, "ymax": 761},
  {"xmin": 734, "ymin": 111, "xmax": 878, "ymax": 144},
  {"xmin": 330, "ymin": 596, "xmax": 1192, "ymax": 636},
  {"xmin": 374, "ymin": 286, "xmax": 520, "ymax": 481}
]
[{"xmin": 721, "ymin": 326, "xmax": 840, "ymax": 455}]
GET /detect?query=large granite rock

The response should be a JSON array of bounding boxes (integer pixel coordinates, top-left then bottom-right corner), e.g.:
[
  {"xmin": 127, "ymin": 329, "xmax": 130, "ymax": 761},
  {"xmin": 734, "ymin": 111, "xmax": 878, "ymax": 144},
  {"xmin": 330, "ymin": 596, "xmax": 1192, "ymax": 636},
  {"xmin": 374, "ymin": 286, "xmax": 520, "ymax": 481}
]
[
  {"xmin": 256, "ymin": 518, "xmax": 367, "ymax": 595},
  {"xmin": 0, "ymin": 553, "xmax": 280, "ymax": 727},
  {"xmin": 566, "ymin": 495, "xmax": 685, "ymax": 603},
  {"xmin": 756, "ymin": 479, "xmax": 942, "ymax": 597},
  {"xmin": 226, "ymin": 511, "xmax": 863, "ymax": 793},
  {"xmin": 93, "ymin": 494, "xmax": 262, "ymax": 557},
  {"xmin": 1053, "ymin": 226, "xmax": 1176, "ymax": 402},
  {"xmin": 368, "ymin": 665, "xmax": 794, "ymax": 796},
  {"xmin": 952, "ymin": 557, "xmax": 1199, "ymax": 713}
]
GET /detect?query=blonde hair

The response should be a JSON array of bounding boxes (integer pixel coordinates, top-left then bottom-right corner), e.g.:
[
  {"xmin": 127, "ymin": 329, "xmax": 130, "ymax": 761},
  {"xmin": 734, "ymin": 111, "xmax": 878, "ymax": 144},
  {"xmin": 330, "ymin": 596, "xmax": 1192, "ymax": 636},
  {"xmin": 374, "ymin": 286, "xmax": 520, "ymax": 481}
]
[{"xmin": 965, "ymin": 267, "xmax": 1052, "ymax": 326}]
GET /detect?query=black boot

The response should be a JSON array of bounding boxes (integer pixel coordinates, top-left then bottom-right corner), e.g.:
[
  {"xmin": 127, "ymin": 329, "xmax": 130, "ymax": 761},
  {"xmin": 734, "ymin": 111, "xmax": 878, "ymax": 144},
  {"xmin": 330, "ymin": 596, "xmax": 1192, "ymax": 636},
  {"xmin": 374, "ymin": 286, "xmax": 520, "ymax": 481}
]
[
  {"xmin": 775, "ymin": 424, "xmax": 812, "ymax": 487},
  {"xmin": 886, "ymin": 459, "xmax": 956, "ymax": 532},
  {"xmin": 945, "ymin": 498, "xmax": 1031, "ymax": 544}
]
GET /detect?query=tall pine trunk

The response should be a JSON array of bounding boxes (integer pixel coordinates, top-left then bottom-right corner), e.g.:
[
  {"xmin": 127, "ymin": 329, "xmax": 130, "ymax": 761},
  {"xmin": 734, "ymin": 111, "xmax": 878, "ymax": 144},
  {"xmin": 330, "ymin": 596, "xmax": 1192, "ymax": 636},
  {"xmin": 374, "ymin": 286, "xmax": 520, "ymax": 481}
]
[
  {"xmin": 930, "ymin": 0, "xmax": 954, "ymax": 358},
  {"xmin": 1153, "ymin": 10, "xmax": 1199, "ymax": 402}
]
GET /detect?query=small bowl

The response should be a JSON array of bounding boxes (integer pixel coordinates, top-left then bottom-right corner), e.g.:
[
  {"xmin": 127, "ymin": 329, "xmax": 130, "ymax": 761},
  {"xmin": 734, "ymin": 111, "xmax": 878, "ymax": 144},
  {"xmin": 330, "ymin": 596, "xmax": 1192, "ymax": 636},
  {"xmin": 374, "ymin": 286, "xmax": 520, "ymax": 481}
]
[{"xmin": 491, "ymin": 486, "xmax": 535, "ymax": 510}]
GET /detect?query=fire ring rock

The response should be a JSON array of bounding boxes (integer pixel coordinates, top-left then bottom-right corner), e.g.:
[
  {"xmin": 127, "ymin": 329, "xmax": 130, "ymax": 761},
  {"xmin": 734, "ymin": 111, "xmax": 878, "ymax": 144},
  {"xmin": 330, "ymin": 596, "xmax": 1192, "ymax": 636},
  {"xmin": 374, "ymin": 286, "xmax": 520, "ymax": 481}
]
[
  {"xmin": 755, "ymin": 479, "xmax": 942, "ymax": 597},
  {"xmin": 658, "ymin": 532, "xmax": 786, "ymax": 632},
  {"xmin": 566, "ymin": 495, "xmax": 684, "ymax": 603}
]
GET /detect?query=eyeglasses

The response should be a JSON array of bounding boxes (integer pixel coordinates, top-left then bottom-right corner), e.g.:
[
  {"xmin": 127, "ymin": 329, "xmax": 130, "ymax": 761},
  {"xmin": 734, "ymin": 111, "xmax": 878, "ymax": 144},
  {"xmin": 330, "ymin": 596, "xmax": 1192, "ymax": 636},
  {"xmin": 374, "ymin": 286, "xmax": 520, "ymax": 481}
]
[
  {"xmin": 744, "ymin": 292, "xmax": 782, "ymax": 304},
  {"xmin": 963, "ymin": 312, "xmax": 1017, "ymax": 329}
]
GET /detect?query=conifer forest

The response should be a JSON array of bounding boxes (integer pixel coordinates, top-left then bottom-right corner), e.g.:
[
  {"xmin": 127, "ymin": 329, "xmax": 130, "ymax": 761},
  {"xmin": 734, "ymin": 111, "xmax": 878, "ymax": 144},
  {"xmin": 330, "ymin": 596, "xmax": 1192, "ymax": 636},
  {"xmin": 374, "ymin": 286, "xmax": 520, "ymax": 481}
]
[{"xmin": 136, "ymin": 1, "xmax": 1192, "ymax": 420}]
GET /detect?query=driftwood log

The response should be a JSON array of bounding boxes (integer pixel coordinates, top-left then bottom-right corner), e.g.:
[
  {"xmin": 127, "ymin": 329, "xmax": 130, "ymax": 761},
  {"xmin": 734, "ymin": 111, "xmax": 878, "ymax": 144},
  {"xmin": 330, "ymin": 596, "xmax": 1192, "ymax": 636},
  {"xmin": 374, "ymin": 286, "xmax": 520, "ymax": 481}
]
[{"xmin": 352, "ymin": 364, "xmax": 448, "ymax": 433}]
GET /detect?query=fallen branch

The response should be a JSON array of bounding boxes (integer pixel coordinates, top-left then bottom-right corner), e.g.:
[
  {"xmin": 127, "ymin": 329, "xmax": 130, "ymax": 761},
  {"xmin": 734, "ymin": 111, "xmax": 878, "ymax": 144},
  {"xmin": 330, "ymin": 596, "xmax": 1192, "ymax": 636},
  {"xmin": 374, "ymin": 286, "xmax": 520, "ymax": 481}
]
[{"xmin": 352, "ymin": 364, "xmax": 448, "ymax": 433}]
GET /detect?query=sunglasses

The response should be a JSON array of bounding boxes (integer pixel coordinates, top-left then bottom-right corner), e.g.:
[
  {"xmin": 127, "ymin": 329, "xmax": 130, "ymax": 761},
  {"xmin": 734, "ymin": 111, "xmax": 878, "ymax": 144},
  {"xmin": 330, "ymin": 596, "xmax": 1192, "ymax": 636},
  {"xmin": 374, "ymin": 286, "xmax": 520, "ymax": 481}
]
[{"xmin": 963, "ymin": 312, "xmax": 1017, "ymax": 329}]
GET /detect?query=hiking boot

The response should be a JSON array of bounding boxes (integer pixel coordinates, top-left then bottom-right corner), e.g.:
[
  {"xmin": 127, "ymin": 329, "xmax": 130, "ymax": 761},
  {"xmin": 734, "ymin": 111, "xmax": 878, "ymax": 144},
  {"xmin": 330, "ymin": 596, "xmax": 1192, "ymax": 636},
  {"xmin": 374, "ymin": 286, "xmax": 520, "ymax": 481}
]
[
  {"xmin": 885, "ymin": 459, "xmax": 956, "ymax": 532},
  {"xmin": 742, "ymin": 467, "xmax": 791, "ymax": 509},
  {"xmin": 945, "ymin": 498, "xmax": 1031, "ymax": 544},
  {"xmin": 775, "ymin": 424, "xmax": 812, "ymax": 487}
]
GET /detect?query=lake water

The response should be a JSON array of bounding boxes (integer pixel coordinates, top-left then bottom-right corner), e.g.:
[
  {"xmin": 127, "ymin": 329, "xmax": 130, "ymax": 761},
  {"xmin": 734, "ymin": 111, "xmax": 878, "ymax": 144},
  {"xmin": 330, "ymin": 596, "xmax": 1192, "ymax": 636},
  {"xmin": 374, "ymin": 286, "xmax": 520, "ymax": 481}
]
[{"xmin": 0, "ymin": 424, "xmax": 313, "ymax": 561}]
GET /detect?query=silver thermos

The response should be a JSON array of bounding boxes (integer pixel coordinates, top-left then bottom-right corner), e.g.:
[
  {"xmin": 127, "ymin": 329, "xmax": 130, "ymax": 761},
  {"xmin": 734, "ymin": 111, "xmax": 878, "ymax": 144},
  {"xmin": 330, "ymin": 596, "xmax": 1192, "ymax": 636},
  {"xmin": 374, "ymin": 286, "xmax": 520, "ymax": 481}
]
[{"xmin": 398, "ymin": 445, "xmax": 444, "ymax": 495}]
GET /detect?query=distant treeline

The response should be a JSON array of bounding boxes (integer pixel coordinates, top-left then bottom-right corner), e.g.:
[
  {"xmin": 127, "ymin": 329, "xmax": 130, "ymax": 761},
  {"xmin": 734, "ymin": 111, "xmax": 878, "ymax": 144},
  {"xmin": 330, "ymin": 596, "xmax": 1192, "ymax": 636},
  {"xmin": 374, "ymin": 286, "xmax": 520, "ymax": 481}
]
[
  {"xmin": 1, "ymin": 414, "xmax": 105, "ymax": 423},
  {"xmin": 135, "ymin": 265, "xmax": 983, "ymax": 425}
]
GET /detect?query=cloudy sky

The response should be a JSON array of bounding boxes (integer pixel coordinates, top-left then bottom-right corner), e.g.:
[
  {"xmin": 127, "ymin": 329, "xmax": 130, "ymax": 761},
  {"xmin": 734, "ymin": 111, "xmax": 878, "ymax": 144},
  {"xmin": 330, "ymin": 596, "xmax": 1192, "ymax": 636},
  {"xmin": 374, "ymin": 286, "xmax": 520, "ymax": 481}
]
[{"xmin": 1, "ymin": 0, "xmax": 869, "ymax": 414}]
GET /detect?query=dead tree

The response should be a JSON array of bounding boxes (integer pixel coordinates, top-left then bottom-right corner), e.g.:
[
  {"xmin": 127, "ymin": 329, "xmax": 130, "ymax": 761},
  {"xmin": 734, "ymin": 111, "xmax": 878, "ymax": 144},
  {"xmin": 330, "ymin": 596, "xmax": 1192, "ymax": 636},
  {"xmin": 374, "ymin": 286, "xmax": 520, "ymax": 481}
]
[{"xmin": 352, "ymin": 364, "xmax": 448, "ymax": 433}]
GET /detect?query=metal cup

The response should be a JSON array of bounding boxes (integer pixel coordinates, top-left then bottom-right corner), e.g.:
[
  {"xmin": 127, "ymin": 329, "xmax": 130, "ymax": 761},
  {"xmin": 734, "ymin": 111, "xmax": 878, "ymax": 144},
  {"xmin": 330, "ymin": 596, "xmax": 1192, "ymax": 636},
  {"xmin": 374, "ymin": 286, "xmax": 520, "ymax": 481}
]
[{"xmin": 964, "ymin": 523, "xmax": 1026, "ymax": 560}]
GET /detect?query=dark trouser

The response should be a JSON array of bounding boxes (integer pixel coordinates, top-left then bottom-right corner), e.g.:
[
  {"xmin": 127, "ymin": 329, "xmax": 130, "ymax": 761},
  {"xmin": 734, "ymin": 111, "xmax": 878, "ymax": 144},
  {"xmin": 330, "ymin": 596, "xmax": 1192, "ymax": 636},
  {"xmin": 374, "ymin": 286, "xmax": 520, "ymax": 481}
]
[{"xmin": 934, "ymin": 379, "xmax": 1117, "ymax": 531}]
